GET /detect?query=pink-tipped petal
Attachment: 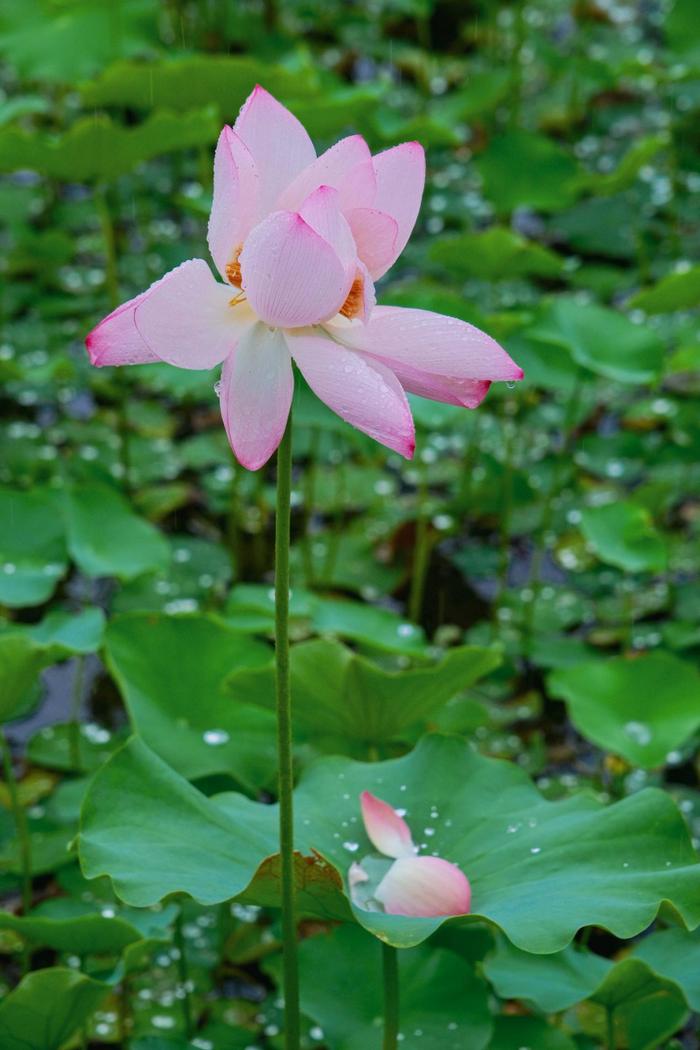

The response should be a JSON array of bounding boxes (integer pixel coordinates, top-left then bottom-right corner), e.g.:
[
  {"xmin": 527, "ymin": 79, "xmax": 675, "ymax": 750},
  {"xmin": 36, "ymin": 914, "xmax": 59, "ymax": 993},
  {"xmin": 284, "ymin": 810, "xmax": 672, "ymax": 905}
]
[
  {"xmin": 360, "ymin": 792, "xmax": 415, "ymax": 859},
  {"xmin": 208, "ymin": 126, "xmax": 259, "ymax": 281},
  {"xmin": 286, "ymin": 331, "xmax": 415, "ymax": 458},
  {"xmin": 134, "ymin": 260, "xmax": 248, "ymax": 370},
  {"xmin": 381, "ymin": 364, "xmax": 492, "ymax": 409},
  {"xmin": 277, "ymin": 135, "xmax": 375, "ymax": 213},
  {"xmin": 371, "ymin": 142, "xmax": 425, "ymax": 277},
  {"xmin": 375, "ymin": 856, "xmax": 472, "ymax": 918},
  {"xmin": 86, "ymin": 291, "xmax": 159, "ymax": 367},
  {"xmin": 337, "ymin": 306, "xmax": 524, "ymax": 382},
  {"xmin": 234, "ymin": 86, "xmax": 316, "ymax": 218},
  {"xmin": 240, "ymin": 211, "xmax": 350, "ymax": 328},
  {"xmin": 299, "ymin": 185, "xmax": 357, "ymax": 291},
  {"xmin": 346, "ymin": 208, "xmax": 399, "ymax": 279},
  {"xmin": 219, "ymin": 323, "xmax": 293, "ymax": 470}
]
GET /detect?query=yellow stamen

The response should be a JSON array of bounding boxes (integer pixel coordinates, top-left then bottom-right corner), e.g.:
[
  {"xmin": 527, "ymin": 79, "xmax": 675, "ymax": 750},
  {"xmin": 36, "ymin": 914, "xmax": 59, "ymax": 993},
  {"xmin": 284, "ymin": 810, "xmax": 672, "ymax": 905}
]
[
  {"xmin": 340, "ymin": 271, "xmax": 365, "ymax": 320},
  {"xmin": 226, "ymin": 244, "xmax": 243, "ymax": 288}
]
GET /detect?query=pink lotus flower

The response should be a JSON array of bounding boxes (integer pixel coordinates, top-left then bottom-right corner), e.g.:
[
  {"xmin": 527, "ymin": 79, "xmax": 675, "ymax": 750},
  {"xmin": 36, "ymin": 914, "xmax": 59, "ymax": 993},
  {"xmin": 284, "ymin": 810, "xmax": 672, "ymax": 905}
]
[
  {"xmin": 349, "ymin": 791, "xmax": 471, "ymax": 918},
  {"xmin": 86, "ymin": 86, "xmax": 523, "ymax": 470}
]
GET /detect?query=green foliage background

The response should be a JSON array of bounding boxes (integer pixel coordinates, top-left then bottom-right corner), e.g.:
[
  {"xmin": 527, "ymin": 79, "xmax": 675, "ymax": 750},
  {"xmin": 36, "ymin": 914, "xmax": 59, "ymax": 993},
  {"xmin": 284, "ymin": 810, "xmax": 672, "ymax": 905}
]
[{"xmin": 0, "ymin": 0, "xmax": 699, "ymax": 1047}]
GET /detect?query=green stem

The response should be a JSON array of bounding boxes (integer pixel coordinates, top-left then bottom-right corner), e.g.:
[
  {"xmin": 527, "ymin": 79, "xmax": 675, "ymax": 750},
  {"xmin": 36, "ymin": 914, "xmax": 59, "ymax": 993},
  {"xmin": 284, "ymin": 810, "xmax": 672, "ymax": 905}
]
[
  {"xmin": 69, "ymin": 656, "xmax": 86, "ymax": 773},
  {"xmin": 174, "ymin": 908, "xmax": 193, "ymax": 1037},
  {"xmin": 275, "ymin": 412, "xmax": 300, "ymax": 1050},
  {"xmin": 522, "ymin": 377, "xmax": 583, "ymax": 657},
  {"xmin": 300, "ymin": 426, "xmax": 320, "ymax": 588},
  {"xmin": 495, "ymin": 400, "xmax": 517, "ymax": 612},
  {"xmin": 94, "ymin": 183, "xmax": 119, "ymax": 311},
  {"xmin": 95, "ymin": 183, "xmax": 132, "ymax": 490},
  {"xmin": 0, "ymin": 730, "xmax": 32, "ymax": 918},
  {"xmin": 382, "ymin": 943, "xmax": 400, "ymax": 1050},
  {"xmin": 606, "ymin": 1006, "xmax": 615, "ymax": 1049},
  {"xmin": 408, "ymin": 468, "xmax": 431, "ymax": 624}
]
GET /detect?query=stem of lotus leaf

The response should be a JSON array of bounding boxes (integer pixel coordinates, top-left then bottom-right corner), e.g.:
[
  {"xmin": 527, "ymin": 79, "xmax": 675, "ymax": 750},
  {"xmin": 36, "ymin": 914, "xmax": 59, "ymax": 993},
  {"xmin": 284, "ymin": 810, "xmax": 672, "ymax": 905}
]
[
  {"xmin": 606, "ymin": 1005, "xmax": 616, "ymax": 1049},
  {"xmin": 95, "ymin": 182, "xmax": 132, "ymax": 491},
  {"xmin": 275, "ymin": 410, "xmax": 300, "ymax": 1050},
  {"xmin": 382, "ymin": 942, "xmax": 400, "ymax": 1050},
  {"xmin": 174, "ymin": 907, "xmax": 193, "ymax": 1037},
  {"xmin": 69, "ymin": 655, "xmax": 86, "ymax": 773},
  {"xmin": 0, "ymin": 728, "xmax": 32, "ymax": 964},
  {"xmin": 408, "ymin": 464, "xmax": 431, "ymax": 625}
]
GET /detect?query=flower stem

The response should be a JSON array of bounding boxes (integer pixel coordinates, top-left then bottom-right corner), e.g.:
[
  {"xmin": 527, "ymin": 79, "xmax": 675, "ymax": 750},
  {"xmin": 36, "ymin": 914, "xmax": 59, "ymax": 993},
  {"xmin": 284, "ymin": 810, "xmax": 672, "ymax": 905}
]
[
  {"xmin": 382, "ymin": 942, "xmax": 400, "ymax": 1050},
  {"xmin": 275, "ymin": 411, "xmax": 300, "ymax": 1050},
  {"xmin": 0, "ymin": 729, "xmax": 32, "ymax": 917}
]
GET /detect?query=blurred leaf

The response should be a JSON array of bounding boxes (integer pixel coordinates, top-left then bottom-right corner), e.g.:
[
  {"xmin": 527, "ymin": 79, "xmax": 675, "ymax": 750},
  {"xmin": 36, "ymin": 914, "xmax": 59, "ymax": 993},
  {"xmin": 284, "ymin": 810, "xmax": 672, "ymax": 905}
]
[
  {"xmin": 579, "ymin": 502, "xmax": 668, "ymax": 573},
  {"xmin": 0, "ymin": 488, "xmax": 67, "ymax": 607},
  {"xmin": 27, "ymin": 608, "xmax": 106, "ymax": 654},
  {"xmin": 548, "ymin": 652, "xmax": 700, "ymax": 768},
  {"xmin": 0, "ymin": 108, "xmax": 220, "ymax": 182},
  {"xmin": 0, "ymin": 634, "xmax": 52, "ymax": 723},
  {"xmin": 63, "ymin": 483, "xmax": 169, "ymax": 581},
  {"xmin": 531, "ymin": 298, "xmax": 664, "ymax": 384},
  {"xmin": 80, "ymin": 56, "xmax": 317, "ymax": 115},
  {"xmin": 227, "ymin": 639, "xmax": 501, "ymax": 746},
  {"xmin": 629, "ymin": 265, "xmax": 700, "ymax": 314},
  {"xmin": 0, "ymin": 0, "xmax": 160, "ymax": 83},
  {"xmin": 271, "ymin": 924, "xmax": 493, "ymax": 1050},
  {"xmin": 475, "ymin": 131, "xmax": 580, "ymax": 213},
  {"xmin": 105, "ymin": 612, "xmax": 275, "ymax": 790},
  {"xmin": 0, "ymin": 968, "xmax": 109, "ymax": 1049},
  {"xmin": 430, "ymin": 227, "xmax": 564, "ymax": 281}
]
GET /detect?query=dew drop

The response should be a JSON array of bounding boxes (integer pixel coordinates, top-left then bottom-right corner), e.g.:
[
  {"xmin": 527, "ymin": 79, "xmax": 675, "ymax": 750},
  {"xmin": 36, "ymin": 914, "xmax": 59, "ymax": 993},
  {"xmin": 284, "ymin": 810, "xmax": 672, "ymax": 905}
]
[{"xmin": 203, "ymin": 728, "xmax": 230, "ymax": 746}]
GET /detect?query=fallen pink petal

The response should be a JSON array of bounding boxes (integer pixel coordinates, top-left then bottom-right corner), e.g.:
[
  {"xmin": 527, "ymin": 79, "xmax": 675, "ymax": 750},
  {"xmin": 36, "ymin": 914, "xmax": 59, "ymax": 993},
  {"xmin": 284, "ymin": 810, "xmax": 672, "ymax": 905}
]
[
  {"xmin": 86, "ymin": 85, "xmax": 523, "ymax": 471},
  {"xmin": 375, "ymin": 855, "xmax": 472, "ymax": 918},
  {"xmin": 352, "ymin": 791, "xmax": 472, "ymax": 918},
  {"xmin": 360, "ymin": 791, "xmax": 416, "ymax": 859}
]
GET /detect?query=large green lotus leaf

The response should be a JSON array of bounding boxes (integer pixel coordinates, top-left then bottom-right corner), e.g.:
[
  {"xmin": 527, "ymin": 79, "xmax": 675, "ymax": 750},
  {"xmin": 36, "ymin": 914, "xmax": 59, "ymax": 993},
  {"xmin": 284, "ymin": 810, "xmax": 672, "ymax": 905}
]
[
  {"xmin": 629, "ymin": 265, "xmax": 700, "ymax": 314},
  {"xmin": 430, "ymin": 227, "xmax": 564, "ymax": 281},
  {"xmin": 487, "ymin": 1017, "xmax": 576, "ymax": 1050},
  {"xmin": 0, "ymin": 967, "xmax": 109, "ymax": 1050},
  {"xmin": 475, "ymin": 131, "xmax": 581, "ymax": 212},
  {"xmin": 633, "ymin": 927, "xmax": 700, "ymax": 1010},
  {"xmin": 0, "ymin": 634, "xmax": 53, "ymax": 723},
  {"xmin": 79, "ymin": 735, "xmax": 700, "ymax": 952},
  {"xmin": 579, "ymin": 502, "xmax": 668, "ymax": 573},
  {"xmin": 63, "ymin": 484, "xmax": 169, "ymax": 581},
  {"xmin": 484, "ymin": 939, "xmax": 687, "ymax": 1049},
  {"xmin": 0, "ymin": 898, "xmax": 175, "ymax": 955},
  {"xmin": 267, "ymin": 924, "xmax": 493, "ymax": 1050},
  {"xmin": 226, "ymin": 640, "xmax": 501, "ymax": 745},
  {"xmin": 80, "ymin": 56, "xmax": 317, "ymax": 113},
  {"xmin": 105, "ymin": 613, "xmax": 275, "ymax": 789},
  {"xmin": 530, "ymin": 298, "xmax": 664, "ymax": 384},
  {"xmin": 0, "ymin": 488, "xmax": 67, "ymax": 607},
  {"xmin": 0, "ymin": 108, "xmax": 220, "ymax": 182},
  {"xmin": 548, "ymin": 652, "xmax": 700, "ymax": 768}
]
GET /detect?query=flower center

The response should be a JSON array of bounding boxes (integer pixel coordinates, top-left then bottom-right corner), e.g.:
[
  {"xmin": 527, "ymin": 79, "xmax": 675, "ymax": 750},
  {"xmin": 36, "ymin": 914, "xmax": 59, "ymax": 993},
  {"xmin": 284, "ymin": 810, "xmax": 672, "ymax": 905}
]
[
  {"xmin": 339, "ymin": 271, "xmax": 365, "ymax": 320},
  {"xmin": 226, "ymin": 245, "xmax": 243, "ymax": 288}
]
